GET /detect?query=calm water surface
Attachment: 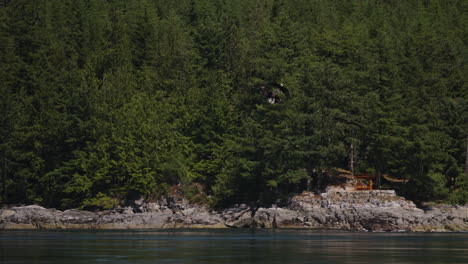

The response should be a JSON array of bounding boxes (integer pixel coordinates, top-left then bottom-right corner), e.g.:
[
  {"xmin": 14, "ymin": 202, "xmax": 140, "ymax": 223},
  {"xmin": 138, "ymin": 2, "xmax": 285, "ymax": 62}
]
[{"xmin": 0, "ymin": 229, "xmax": 467, "ymax": 264}]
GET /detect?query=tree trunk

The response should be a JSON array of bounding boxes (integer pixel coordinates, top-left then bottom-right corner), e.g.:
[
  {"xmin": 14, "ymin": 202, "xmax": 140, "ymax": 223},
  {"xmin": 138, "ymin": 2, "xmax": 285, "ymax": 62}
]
[
  {"xmin": 305, "ymin": 167, "xmax": 314, "ymax": 191},
  {"xmin": 2, "ymin": 157, "xmax": 6, "ymax": 202},
  {"xmin": 306, "ymin": 178, "xmax": 312, "ymax": 192},
  {"xmin": 465, "ymin": 134, "xmax": 468, "ymax": 175},
  {"xmin": 349, "ymin": 142, "xmax": 355, "ymax": 175},
  {"xmin": 375, "ymin": 170, "xmax": 381, "ymax": 189}
]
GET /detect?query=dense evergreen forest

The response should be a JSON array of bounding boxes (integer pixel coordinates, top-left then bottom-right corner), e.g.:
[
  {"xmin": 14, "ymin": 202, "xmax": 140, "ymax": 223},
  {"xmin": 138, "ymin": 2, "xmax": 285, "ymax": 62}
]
[{"xmin": 1, "ymin": 0, "xmax": 467, "ymax": 209}]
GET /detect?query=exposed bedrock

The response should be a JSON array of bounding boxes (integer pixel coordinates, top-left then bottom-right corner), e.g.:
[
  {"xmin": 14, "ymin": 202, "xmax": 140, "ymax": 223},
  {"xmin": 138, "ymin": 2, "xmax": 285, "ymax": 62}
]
[{"xmin": 1, "ymin": 191, "xmax": 467, "ymax": 231}]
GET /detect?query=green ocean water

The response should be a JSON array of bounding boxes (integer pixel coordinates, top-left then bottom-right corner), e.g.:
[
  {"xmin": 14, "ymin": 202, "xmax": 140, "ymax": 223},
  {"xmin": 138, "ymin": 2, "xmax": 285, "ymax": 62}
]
[{"xmin": 0, "ymin": 229, "xmax": 466, "ymax": 263}]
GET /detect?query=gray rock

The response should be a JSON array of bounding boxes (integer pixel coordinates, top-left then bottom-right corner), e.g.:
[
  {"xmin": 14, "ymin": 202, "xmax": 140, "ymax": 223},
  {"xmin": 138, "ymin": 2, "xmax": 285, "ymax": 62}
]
[
  {"xmin": 254, "ymin": 208, "xmax": 303, "ymax": 228},
  {"xmin": 0, "ymin": 191, "xmax": 466, "ymax": 231},
  {"xmin": 222, "ymin": 205, "xmax": 253, "ymax": 227},
  {"xmin": 0, "ymin": 209, "xmax": 16, "ymax": 219},
  {"xmin": 285, "ymin": 190, "xmax": 467, "ymax": 231},
  {"xmin": 140, "ymin": 203, "xmax": 162, "ymax": 212}
]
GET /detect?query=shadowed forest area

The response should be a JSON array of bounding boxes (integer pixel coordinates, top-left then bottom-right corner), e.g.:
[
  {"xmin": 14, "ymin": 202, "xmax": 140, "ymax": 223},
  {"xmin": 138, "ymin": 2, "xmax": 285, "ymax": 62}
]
[{"xmin": 0, "ymin": 0, "xmax": 467, "ymax": 209}]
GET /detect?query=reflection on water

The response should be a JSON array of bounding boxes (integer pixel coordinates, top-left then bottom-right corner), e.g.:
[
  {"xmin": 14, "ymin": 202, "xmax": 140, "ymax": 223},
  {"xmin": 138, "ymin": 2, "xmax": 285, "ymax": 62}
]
[{"xmin": 1, "ymin": 229, "xmax": 467, "ymax": 264}]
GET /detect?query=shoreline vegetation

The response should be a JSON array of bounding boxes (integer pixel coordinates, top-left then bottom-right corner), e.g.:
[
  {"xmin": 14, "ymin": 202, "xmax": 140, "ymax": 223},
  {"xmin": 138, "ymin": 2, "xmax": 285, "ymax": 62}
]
[
  {"xmin": 1, "ymin": 172, "xmax": 467, "ymax": 232},
  {"xmin": 1, "ymin": 0, "xmax": 467, "ymax": 222}
]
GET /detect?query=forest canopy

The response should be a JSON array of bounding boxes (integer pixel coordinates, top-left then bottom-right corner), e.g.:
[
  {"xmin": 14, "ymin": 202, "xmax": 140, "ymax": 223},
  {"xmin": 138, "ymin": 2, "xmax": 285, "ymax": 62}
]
[{"xmin": 0, "ymin": 0, "xmax": 467, "ymax": 209}]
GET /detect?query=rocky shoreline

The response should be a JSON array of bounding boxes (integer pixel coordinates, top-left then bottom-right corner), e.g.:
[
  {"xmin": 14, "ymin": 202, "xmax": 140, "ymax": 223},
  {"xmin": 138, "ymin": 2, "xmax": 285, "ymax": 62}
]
[{"xmin": 1, "ymin": 190, "xmax": 467, "ymax": 231}]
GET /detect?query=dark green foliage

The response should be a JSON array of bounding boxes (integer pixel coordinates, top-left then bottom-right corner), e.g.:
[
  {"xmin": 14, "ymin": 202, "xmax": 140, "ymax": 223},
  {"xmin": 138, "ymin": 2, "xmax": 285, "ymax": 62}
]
[{"xmin": 0, "ymin": 0, "xmax": 466, "ymax": 208}]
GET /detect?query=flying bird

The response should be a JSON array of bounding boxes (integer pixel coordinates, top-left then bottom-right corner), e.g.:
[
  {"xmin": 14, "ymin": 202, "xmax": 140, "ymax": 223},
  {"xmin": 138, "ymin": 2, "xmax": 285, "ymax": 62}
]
[{"xmin": 255, "ymin": 82, "xmax": 290, "ymax": 104}]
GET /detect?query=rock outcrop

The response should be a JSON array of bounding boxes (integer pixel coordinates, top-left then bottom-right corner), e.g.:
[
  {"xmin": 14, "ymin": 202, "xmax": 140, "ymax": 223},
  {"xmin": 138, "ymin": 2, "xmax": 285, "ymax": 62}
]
[
  {"xmin": 286, "ymin": 190, "xmax": 467, "ymax": 231},
  {"xmin": 1, "ymin": 191, "xmax": 467, "ymax": 231},
  {"xmin": 0, "ymin": 197, "xmax": 225, "ymax": 229}
]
